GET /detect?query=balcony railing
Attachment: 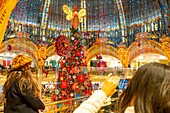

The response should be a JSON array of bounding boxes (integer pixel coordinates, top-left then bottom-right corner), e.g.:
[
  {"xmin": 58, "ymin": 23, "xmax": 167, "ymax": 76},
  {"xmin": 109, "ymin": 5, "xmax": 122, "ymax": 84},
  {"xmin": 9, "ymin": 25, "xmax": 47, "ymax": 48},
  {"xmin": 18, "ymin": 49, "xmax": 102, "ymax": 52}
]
[{"xmin": 43, "ymin": 96, "xmax": 90, "ymax": 113}]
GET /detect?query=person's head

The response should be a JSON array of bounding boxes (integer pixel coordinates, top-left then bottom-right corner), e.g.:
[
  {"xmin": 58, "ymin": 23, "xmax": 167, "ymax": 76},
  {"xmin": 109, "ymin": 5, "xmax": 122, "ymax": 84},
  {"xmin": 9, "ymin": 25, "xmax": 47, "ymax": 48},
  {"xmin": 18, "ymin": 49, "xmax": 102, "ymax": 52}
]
[
  {"xmin": 119, "ymin": 63, "xmax": 170, "ymax": 113},
  {"xmin": 2, "ymin": 55, "xmax": 40, "ymax": 101}
]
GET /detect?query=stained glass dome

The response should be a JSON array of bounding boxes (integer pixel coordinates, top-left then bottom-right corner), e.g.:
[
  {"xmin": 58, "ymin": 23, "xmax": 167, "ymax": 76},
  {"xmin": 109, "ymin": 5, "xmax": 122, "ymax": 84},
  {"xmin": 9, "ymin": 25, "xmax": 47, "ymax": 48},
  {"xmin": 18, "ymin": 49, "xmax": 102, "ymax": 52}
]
[{"xmin": 5, "ymin": 0, "xmax": 170, "ymax": 47}]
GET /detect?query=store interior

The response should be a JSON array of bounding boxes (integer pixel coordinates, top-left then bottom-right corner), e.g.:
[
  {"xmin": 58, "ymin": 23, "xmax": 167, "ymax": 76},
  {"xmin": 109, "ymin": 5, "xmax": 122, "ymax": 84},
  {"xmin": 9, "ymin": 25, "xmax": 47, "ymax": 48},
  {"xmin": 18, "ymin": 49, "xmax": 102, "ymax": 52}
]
[{"xmin": 0, "ymin": 0, "xmax": 170, "ymax": 112}]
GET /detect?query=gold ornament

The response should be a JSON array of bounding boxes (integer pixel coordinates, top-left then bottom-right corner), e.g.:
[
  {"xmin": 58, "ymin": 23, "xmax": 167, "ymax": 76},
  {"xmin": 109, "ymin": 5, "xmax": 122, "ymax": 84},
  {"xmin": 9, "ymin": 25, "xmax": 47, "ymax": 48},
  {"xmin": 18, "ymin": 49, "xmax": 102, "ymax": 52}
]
[{"xmin": 63, "ymin": 5, "xmax": 86, "ymax": 30}]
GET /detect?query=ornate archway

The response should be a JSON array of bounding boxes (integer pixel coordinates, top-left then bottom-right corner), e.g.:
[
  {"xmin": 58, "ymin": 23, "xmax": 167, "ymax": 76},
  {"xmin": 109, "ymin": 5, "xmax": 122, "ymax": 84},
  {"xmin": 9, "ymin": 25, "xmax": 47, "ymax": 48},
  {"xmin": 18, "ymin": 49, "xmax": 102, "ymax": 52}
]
[
  {"xmin": 86, "ymin": 45, "xmax": 120, "ymax": 63},
  {"xmin": 0, "ymin": 39, "xmax": 38, "ymax": 66},
  {"xmin": 127, "ymin": 40, "xmax": 170, "ymax": 64}
]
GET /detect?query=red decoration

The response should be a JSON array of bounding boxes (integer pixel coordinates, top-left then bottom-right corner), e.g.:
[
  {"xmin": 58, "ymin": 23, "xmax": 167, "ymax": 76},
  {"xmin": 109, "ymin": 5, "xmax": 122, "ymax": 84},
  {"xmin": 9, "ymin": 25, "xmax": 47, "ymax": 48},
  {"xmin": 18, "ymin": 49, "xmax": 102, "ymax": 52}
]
[
  {"xmin": 96, "ymin": 55, "xmax": 102, "ymax": 60},
  {"xmin": 78, "ymin": 75, "xmax": 85, "ymax": 82},
  {"xmin": 42, "ymin": 70, "xmax": 49, "ymax": 77},
  {"xmin": 96, "ymin": 61, "xmax": 108, "ymax": 72},
  {"xmin": 67, "ymin": 67, "xmax": 71, "ymax": 71},
  {"xmin": 61, "ymin": 81, "xmax": 68, "ymax": 89},
  {"xmin": 7, "ymin": 45, "xmax": 12, "ymax": 51},
  {"xmin": 74, "ymin": 40, "xmax": 79, "ymax": 45},
  {"xmin": 76, "ymin": 87, "xmax": 80, "ymax": 92},
  {"xmin": 55, "ymin": 35, "xmax": 71, "ymax": 57},
  {"xmin": 84, "ymin": 90, "xmax": 91, "ymax": 95},
  {"xmin": 71, "ymin": 56, "xmax": 75, "ymax": 60},
  {"xmin": 51, "ymin": 95, "xmax": 56, "ymax": 101},
  {"xmin": 7, "ymin": 60, "xmax": 10, "ymax": 66},
  {"xmin": 65, "ymin": 97, "xmax": 73, "ymax": 105},
  {"xmin": 67, "ymin": 59, "xmax": 71, "ymax": 63},
  {"xmin": 72, "ymin": 66, "xmax": 80, "ymax": 73},
  {"xmin": 74, "ymin": 33, "xmax": 78, "ymax": 37},
  {"xmin": 3, "ymin": 60, "xmax": 6, "ymax": 66},
  {"xmin": 76, "ymin": 51, "xmax": 81, "ymax": 57}
]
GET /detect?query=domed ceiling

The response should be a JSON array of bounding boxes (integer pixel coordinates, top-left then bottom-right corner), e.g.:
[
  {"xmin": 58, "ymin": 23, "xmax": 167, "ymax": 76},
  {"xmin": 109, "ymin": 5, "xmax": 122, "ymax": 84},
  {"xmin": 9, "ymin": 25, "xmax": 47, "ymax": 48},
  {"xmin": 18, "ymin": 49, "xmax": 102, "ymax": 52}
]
[{"xmin": 4, "ymin": 0, "xmax": 170, "ymax": 47}]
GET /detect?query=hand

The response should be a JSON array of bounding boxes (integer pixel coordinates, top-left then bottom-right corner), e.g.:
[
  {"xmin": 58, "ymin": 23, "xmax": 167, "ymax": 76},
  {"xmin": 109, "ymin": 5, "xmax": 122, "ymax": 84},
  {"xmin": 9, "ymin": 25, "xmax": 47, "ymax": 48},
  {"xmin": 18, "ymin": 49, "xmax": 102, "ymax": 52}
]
[{"xmin": 102, "ymin": 73, "xmax": 120, "ymax": 97}]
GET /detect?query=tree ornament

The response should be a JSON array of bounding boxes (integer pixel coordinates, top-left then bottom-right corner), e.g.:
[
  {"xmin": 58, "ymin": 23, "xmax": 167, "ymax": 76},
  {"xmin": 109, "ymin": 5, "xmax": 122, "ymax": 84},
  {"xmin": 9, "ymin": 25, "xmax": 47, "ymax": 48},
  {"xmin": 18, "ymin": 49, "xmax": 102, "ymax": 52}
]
[
  {"xmin": 61, "ymin": 81, "xmax": 68, "ymax": 89},
  {"xmin": 74, "ymin": 40, "xmax": 79, "ymax": 45},
  {"xmin": 84, "ymin": 90, "xmax": 91, "ymax": 95},
  {"xmin": 74, "ymin": 33, "xmax": 78, "ymax": 37},
  {"xmin": 55, "ymin": 89, "xmax": 60, "ymax": 95},
  {"xmin": 78, "ymin": 75, "xmax": 85, "ymax": 83},
  {"xmin": 76, "ymin": 51, "xmax": 81, "ymax": 57},
  {"xmin": 60, "ymin": 76, "xmax": 64, "ymax": 81},
  {"xmin": 63, "ymin": 5, "xmax": 86, "ymax": 30},
  {"xmin": 51, "ymin": 95, "xmax": 56, "ymax": 101},
  {"xmin": 67, "ymin": 67, "xmax": 71, "ymax": 71},
  {"xmin": 70, "ymin": 92, "xmax": 74, "ymax": 97},
  {"xmin": 72, "ymin": 82, "xmax": 79, "ymax": 90},
  {"xmin": 71, "ymin": 37, "xmax": 75, "ymax": 40},
  {"xmin": 55, "ymin": 35, "xmax": 71, "ymax": 57}
]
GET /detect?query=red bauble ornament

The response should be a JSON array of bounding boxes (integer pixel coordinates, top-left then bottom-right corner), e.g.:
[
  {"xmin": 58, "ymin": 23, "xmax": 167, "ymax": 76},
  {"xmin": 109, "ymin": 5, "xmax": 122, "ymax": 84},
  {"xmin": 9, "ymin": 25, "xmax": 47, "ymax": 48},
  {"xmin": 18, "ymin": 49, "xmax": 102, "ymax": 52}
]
[
  {"xmin": 78, "ymin": 75, "xmax": 85, "ymax": 83},
  {"xmin": 76, "ymin": 51, "xmax": 81, "ymax": 57},
  {"xmin": 61, "ymin": 81, "xmax": 68, "ymax": 88},
  {"xmin": 88, "ymin": 82, "xmax": 93, "ymax": 87},
  {"xmin": 76, "ymin": 88, "xmax": 80, "ymax": 92},
  {"xmin": 7, "ymin": 45, "xmax": 12, "ymax": 51},
  {"xmin": 67, "ymin": 59, "xmax": 71, "ymax": 63},
  {"xmin": 71, "ymin": 56, "xmax": 75, "ymax": 60},
  {"xmin": 67, "ymin": 67, "xmax": 71, "ymax": 71},
  {"xmin": 65, "ymin": 97, "xmax": 73, "ymax": 105},
  {"xmin": 55, "ymin": 35, "xmax": 71, "ymax": 57},
  {"xmin": 80, "ymin": 63, "xmax": 84, "ymax": 66},
  {"xmin": 74, "ymin": 40, "xmax": 79, "ymax": 45},
  {"xmin": 84, "ymin": 90, "xmax": 91, "ymax": 96},
  {"xmin": 80, "ymin": 46, "xmax": 84, "ymax": 49},
  {"xmin": 74, "ymin": 33, "xmax": 78, "ymax": 37},
  {"xmin": 51, "ymin": 95, "xmax": 56, "ymax": 101}
]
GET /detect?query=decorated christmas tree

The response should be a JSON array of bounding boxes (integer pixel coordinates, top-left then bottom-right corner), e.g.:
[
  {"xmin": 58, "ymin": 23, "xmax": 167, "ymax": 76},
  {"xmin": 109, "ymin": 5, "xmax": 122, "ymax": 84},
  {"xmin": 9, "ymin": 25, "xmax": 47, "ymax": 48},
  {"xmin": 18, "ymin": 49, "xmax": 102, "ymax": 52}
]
[{"xmin": 52, "ymin": 5, "xmax": 92, "ymax": 102}]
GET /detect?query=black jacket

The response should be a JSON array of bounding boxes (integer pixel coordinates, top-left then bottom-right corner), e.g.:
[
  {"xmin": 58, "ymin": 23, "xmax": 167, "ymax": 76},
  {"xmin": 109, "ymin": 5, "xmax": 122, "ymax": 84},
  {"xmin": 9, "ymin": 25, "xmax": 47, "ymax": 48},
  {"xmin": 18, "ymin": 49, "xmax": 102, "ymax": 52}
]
[{"xmin": 4, "ymin": 80, "xmax": 45, "ymax": 113}]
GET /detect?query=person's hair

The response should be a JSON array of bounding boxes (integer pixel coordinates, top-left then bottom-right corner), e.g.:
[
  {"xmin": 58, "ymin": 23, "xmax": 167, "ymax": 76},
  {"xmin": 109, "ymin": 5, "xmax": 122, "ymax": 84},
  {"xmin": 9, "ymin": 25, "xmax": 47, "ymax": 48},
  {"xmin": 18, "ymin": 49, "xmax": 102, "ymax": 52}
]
[
  {"xmin": 2, "ymin": 55, "xmax": 40, "ymax": 103},
  {"xmin": 118, "ymin": 63, "xmax": 170, "ymax": 113}
]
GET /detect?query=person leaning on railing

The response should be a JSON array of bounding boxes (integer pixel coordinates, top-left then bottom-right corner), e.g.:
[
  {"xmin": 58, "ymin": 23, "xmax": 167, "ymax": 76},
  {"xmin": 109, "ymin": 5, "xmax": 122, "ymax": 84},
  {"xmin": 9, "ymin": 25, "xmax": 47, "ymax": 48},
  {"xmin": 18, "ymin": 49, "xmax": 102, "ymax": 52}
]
[
  {"xmin": 74, "ymin": 63, "xmax": 170, "ymax": 113},
  {"xmin": 2, "ymin": 55, "xmax": 45, "ymax": 113}
]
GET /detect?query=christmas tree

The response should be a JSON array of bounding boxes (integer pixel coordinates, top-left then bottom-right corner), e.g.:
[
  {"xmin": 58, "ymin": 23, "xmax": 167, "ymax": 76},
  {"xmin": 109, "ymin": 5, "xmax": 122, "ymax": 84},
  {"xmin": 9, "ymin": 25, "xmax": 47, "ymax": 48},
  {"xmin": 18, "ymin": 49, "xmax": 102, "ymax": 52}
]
[
  {"xmin": 51, "ymin": 5, "xmax": 92, "ymax": 104},
  {"xmin": 53, "ymin": 27, "xmax": 92, "ymax": 103}
]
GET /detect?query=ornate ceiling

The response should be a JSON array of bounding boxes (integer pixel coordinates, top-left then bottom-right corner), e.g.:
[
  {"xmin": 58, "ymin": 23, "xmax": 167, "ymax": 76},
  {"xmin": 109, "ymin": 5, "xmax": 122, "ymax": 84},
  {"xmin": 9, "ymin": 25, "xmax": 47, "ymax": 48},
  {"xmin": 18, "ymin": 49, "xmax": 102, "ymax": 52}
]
[{"xmin": 4, "ymin": 0, "xmax": 170, "ymax": 47}]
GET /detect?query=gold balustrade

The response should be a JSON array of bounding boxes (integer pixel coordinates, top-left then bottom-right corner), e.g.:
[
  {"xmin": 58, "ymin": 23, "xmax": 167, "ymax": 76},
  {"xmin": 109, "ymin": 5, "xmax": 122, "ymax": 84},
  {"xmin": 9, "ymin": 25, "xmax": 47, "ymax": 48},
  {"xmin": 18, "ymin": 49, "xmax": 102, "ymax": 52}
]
[{"xmin": 43, "ymin": 96, "xmax": 90, "ymax": 113}]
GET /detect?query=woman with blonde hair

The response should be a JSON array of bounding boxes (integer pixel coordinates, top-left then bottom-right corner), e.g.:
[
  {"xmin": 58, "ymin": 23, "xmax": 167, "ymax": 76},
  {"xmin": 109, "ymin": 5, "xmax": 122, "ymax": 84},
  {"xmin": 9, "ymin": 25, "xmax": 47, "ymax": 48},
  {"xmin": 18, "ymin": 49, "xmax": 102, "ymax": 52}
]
[{"xmin": 2, "ymin": 55, "xmax": 45, "ymax": 113}]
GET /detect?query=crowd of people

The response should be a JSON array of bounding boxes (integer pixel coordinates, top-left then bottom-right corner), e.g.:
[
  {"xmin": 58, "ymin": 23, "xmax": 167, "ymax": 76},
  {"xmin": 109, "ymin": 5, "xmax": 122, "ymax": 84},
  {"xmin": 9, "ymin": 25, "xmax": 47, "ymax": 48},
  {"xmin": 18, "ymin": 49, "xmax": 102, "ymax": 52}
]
[{"xmin": 1, "ymin": 54, "xmax": 170, "ymax": 113}]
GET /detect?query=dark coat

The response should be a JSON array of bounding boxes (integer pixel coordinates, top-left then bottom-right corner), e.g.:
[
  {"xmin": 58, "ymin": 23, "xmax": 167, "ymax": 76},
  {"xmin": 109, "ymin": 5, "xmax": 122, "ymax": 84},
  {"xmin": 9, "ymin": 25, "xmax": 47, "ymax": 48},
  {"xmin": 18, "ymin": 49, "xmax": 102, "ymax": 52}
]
[{"xmin": 4, "ymin": 80, "xmax": 45, "ymax": 113}]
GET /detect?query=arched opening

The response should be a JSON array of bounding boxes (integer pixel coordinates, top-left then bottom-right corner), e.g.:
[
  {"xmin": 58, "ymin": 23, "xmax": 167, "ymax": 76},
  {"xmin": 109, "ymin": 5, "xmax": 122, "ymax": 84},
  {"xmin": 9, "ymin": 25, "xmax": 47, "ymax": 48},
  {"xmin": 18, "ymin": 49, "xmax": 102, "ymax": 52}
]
[
  {"xmin": 0, "ymin": 39, "xmax": 38, "ymax": 65},
  {"xmin": 86, "ymin": 45, "xmax": 120, "ymax": 63},
  {"xmin": 130, "ymin": 53, "xmax": 168, "ymax": 69},
  {"xmin": 127, "ymin": 41, "xmax": 170, "ymax": 67},
  {"xmin": 127, "ymin": 41, "xmax": 170, "ymax": 69}
]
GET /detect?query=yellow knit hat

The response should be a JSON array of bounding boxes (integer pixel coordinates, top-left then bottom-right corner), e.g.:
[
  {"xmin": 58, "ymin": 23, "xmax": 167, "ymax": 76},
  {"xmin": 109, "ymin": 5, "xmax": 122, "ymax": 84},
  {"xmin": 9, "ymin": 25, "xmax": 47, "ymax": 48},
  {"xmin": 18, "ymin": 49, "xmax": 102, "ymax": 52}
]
[{"xmin": 12, "ymin": 54, "xmax": 32, "ymax": 71}]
